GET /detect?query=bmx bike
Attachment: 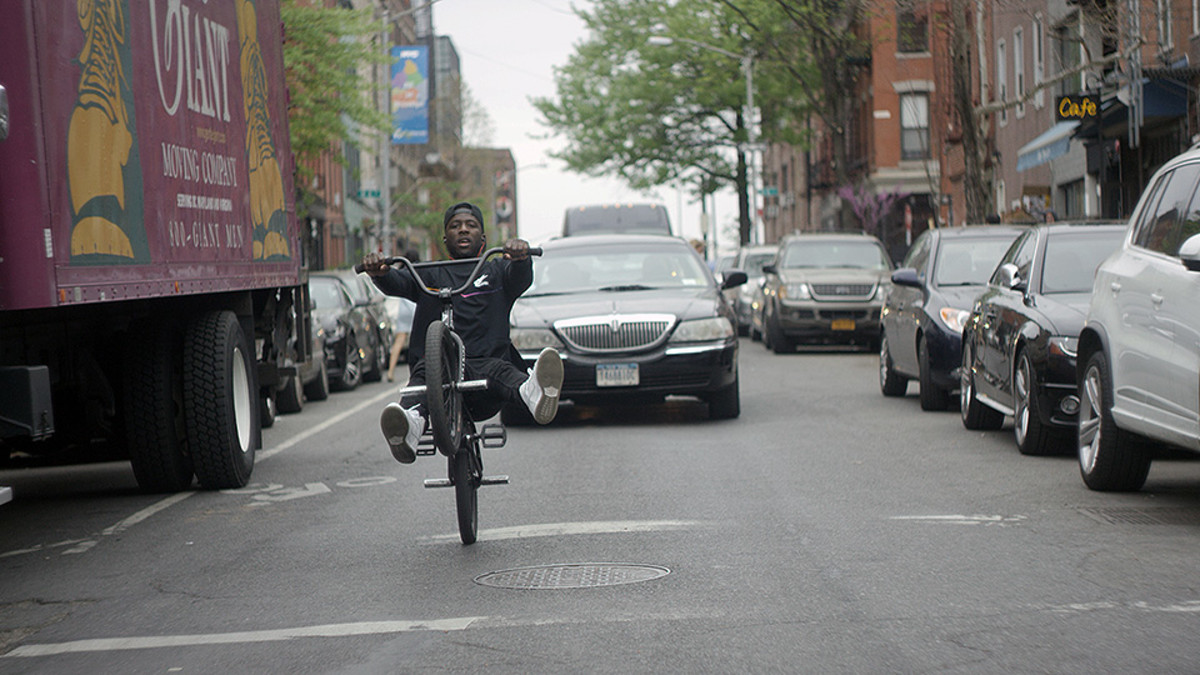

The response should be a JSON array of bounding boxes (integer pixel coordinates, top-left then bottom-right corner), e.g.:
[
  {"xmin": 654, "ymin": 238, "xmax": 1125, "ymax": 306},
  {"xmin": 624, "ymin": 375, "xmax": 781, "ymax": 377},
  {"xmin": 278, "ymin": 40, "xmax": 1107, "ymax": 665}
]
[{"xmin": 356, "ymin": 246, "xmax": 541, "ymax": 544}]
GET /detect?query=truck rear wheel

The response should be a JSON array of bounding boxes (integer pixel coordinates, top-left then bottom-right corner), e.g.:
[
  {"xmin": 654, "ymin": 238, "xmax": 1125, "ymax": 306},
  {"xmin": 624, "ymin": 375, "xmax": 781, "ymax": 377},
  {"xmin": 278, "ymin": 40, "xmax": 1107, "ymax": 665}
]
[
  {"xmin": 184, "ymin": 311, "xmax": 258, "ymax": 489},
  {"xmin": 123, "ymin": 321, "xmax": 194, "ymax": 492}
]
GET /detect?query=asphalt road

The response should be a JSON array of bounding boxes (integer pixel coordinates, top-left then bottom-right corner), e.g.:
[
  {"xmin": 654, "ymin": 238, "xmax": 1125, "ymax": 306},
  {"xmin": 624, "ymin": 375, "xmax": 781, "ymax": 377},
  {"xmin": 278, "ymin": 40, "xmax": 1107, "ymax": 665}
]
[{"xmin": 4, "ymin": 339, "xmax": 1200, "ymax": 673}]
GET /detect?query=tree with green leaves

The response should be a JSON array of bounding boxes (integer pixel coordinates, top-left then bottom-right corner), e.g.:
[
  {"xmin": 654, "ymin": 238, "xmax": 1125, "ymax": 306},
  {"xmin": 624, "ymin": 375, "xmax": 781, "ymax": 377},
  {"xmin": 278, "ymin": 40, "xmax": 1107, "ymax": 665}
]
[
  {"xmin": 535, "ymin": 0, "xmax": 805, "ymax": 246},
  {"xmin": 280, "ymin": 0, "xmax": 390, "ymax": 209}
]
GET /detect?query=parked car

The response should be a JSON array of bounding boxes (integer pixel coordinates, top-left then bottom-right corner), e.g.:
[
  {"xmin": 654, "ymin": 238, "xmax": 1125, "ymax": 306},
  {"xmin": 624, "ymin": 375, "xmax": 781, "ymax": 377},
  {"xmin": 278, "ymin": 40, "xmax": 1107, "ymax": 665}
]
[
  {"xmin": 760, "ymin": 233, "xmax": 892, "ymax": 353},
  {"xmin": 308, "ymin": 274, "xmax": 372, "ymax": 391},
  {"xmin": 562, "ymin": 203, "xmax": 672, "ymax": 236},
  {"xmin": 275, "ymin": 307, "xmax": 330, "ymax": 416},
  {"xmin": 331, "ymin": 270, "xmax": 393, "ymax": 383},
  {"xmin": 880, "ymin": 225, "xmax": 1025, "ymax": 410},
  {"xmin": 727, "ymin": 244, "xmax": 779, "ymax": 337},
  {"xmin": 508, "ymin": 234, "xmax": 747, "ymax": 422},
  {"xmin": 960, "ymin": 223, "xmax": 1126, "ymax": 455},
  {"xmin": 1076, "ymin": 151, "xmax": 1200, "ymax": 491}
]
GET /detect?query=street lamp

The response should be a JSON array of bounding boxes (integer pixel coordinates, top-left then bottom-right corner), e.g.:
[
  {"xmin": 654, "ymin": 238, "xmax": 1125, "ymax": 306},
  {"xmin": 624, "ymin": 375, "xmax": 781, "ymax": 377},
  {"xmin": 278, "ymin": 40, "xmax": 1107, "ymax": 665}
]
[{"xmin": 648, "ymin": 32, "xmax": 758, "ymax": 245}]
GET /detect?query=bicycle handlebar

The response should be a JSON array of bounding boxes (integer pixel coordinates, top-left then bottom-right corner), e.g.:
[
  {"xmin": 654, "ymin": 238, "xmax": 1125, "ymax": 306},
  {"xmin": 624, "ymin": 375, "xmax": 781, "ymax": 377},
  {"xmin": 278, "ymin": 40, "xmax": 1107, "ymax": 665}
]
[{"xmin": 353, "ymin": 246, "xmax": 542, "ymax": 298}]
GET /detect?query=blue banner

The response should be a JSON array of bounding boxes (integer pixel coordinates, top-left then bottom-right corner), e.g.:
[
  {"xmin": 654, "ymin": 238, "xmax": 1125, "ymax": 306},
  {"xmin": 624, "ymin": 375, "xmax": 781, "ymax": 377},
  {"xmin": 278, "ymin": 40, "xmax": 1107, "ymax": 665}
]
[{"xmin": 390, "ymin": 46, "xmax": 428, "ymax": 145}]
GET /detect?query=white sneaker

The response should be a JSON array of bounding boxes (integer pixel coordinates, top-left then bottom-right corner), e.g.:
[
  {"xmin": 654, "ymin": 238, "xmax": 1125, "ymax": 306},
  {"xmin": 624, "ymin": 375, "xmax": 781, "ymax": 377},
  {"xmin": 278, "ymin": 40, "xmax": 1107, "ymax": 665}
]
[
  {"xmin": 519, "ymin": 348, "xmax": 563, "ymax": 425},
  {"xmin": 380, "ymin": 402, "xmax": 424, "ymax": 464}
]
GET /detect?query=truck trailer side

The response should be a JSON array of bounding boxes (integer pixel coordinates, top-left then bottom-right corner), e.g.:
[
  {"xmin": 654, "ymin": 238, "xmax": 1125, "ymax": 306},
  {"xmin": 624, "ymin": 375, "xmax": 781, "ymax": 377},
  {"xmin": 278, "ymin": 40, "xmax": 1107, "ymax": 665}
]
[{"xmin": 0, "ymin": 0, "xmax": 311, "ymax": 493}]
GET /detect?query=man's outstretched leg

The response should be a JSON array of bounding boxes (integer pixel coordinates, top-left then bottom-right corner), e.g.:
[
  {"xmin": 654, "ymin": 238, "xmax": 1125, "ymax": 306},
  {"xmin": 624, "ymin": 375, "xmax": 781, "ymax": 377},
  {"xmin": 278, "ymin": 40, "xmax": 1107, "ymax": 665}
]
[
  {"xmin": 519, "ymin": 348, "xmax": 564, "ymax": 424},
  {"xmin": 380, "ymin": 402, "xmax": 425, "ymax": 464}
]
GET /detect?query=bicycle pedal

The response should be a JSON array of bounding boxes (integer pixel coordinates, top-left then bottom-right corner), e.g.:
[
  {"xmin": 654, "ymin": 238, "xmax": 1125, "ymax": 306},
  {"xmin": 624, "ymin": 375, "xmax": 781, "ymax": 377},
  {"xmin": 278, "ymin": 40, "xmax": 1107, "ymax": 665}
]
[
  {"xmin": 480, "ymin": 423, "xmax": 507, "ymax": 448},
  {"xmin": 415, "ymin": 434, "xmax": 436, "ymax": 455},
  {"xmin": 480, "ymin": 475, "xmax": 509, "ymax": 486},
  {"xmin": 423, "ymin": 478, "xmax": 453, "ymax": 488},
  {"xmin": 457, "ymin": 378, "xmax": 488, "ymax": 392}
]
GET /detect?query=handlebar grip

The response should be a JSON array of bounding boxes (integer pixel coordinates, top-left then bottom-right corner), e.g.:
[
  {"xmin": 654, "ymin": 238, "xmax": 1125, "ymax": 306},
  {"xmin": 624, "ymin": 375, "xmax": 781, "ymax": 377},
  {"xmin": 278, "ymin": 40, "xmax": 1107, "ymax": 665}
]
[
  {"xmin": 354, "ymin": 256, "xmax": 399, "ymax": 274},
  {"xmin": 353, "ymin": 262, "xmax": 367, "ymax": 274},
  {"xmin": 529, "ymin": 247, "xmax": 543, "ymax": 257}
]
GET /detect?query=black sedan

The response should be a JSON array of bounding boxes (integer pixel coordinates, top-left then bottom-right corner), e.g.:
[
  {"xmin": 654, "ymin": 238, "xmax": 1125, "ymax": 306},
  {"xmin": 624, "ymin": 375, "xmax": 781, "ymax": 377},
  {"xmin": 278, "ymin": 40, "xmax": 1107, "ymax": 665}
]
[
  {"xmin": 960, "ymin": 222, "xmax": 1126, "ymax": 455},
  {"xmin": 880, "ymin": 226, "xmax": 1025, "ymax": 410},
  {"xmin": 508, "ymin": 234, "xmax": 747, "ymax": 421},
  {"xmin": 308, "ymin": 274, "xmax": 368, "ymax": 392}
]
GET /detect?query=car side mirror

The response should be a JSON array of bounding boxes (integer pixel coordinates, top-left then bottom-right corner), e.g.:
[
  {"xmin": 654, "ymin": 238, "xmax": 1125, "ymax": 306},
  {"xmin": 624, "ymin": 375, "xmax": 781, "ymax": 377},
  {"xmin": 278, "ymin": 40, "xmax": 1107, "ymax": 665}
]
[
  {"xmin": 890, "ymin": 267, "xmax": 922, "ymax": 288},
  {"xmin": 762, "ymin": 263, "xmax": 777, "ymax": 275},
  {"xmin": 1180, "ymin": 233, "xmax": 1200, "ymax": 272},
  {"xmin": 720, "ymin": 269, "xmax": 748, "ymax": 290},
  {"xmin": 996, "ymin": 263, "xmax": 1026, "ymax": 291}
]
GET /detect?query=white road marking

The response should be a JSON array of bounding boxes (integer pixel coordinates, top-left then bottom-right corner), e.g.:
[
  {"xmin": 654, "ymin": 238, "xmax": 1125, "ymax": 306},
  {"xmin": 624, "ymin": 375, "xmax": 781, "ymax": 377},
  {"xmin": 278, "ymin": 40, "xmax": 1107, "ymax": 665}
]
[
  {"xmin": 1046, "ymin": 600, "xmax": 1200, "ymax": 614},
  {"xmin": 423, "ymin": 519, "xmax": 704, "ymax": 543},
  {"xmin": 2, "ymin": 389, "xmax": 397, "ymax": 559},
  {"xmin": 2, "ymin": 617, "xmax": 484, "ymax": 658},
  {"xmin": 889, "ymin": 514, "xmax": 1027, "ymax": 526}
]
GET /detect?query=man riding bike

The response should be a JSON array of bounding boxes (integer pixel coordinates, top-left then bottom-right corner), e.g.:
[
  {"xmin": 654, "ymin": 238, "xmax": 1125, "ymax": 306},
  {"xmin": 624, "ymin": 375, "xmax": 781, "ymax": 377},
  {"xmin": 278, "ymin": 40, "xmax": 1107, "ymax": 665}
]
[{"xmin": 359, "ymin": 201, "xmax": 563, "ymax": 464}]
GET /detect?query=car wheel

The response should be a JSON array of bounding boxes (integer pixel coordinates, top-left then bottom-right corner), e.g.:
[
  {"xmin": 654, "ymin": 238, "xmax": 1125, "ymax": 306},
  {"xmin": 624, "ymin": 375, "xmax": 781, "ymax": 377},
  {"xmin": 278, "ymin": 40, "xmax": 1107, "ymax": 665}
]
[
  {"xmin": 362, "ymin": 330, "xmax": 386, "ymax": 383},
  {"xmin": 708, "ymin": 374, "xmax": 740, "ymax": 420},
  {"xmin": 303, "ymin": 356, "xmax": 330, "ymax": 401},
  {"xmin": 333, "ymin": 334, "xmax": 362, "ymax": 391},
  {"xmin": 277, "ymin": 373, "xmax": 304, "ymax": 414},
  {"xmin": 918, "ymin": 338, "xmax": 950, "ymax": 411},
  {"xmin": 1013, "ymin": 349, "xmax": 1062, "ymax": 456},
  {"xmin": 767, "ymin": 312, "xmax": 792, "ymax": 354},
  {"xmin": 961, "ymin": 340, "xmax": 1003, "ymax": 430},
  {"xmin": 1078, "ymin": 350, "xmax": 1151, "ymax": 491},
  {"xmin": 879, "ymin": 330, "xmax": 908, "ymax": 397}
]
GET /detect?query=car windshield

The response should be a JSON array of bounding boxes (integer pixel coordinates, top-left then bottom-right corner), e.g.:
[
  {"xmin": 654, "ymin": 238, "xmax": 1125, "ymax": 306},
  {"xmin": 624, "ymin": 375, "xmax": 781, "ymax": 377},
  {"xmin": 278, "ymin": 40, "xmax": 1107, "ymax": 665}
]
[
  {"xmin": 525, "ymin": 244, "xmax": 712, "ymax": 296},
  {"xmin": 741, "ymin": 252, "xmax": 776, "ymax": 276},
  {"xmin": 780, "ymin": 240, "xmax": 888, "ymax": 270},
  {"xmin": 933, "ymin": 238, "xmax": 1017, "ymax": 287},
  {"xmin": 310, "ymin": 278, "xmax": 344, "ymax": 309},
  {"xmin": 1040, "ymin": 230, "xmax": 1126, "ymax": 294}
]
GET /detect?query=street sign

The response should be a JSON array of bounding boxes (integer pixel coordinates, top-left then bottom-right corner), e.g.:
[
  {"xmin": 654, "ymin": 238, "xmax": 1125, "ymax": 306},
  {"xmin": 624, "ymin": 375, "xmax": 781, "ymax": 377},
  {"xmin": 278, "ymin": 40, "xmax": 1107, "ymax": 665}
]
[
  {"xmin": 357, "ymin": 189, "xmax": 381, "ymax": 199},
  {"xmin": 760, "ymin": 186, "xmax": 778, "ymax": 196}
]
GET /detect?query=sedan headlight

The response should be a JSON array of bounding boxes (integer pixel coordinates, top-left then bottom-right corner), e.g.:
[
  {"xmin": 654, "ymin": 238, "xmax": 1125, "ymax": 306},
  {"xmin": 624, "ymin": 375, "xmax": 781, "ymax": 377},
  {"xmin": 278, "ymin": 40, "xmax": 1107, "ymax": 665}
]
[
  {"xmin": 938, "ymin": 307, "xmax": 971, "ymax": 334},
  {"xmin": 669, "ymin": 317, "xmax": 735, "ymax": 343},
  {"xmin": 781, "ymin": 282, "xmax": 811, "ymax": 300},
  {"xmin": 510, "ymin": 327, "xmax": 565, "ymax": 351},
  {"xmin": 1048, "ymin": 336, "xmax": 1078, "ymax": 359}
]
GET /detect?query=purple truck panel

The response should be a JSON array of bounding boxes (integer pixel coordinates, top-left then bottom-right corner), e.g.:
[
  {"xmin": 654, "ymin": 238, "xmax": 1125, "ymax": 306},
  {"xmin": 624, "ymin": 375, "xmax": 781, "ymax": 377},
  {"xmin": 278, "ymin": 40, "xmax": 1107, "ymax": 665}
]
[{"xmin": 0, "ymin": 0, "xmax": 299, "ymax": 311}]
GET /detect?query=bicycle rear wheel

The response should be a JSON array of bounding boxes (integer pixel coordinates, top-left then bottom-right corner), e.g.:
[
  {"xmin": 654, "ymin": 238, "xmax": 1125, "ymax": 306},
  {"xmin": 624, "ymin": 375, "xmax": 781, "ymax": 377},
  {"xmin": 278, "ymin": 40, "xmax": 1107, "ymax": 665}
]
[
  {"xmin": 425, "ymin": 321, "xmax": 466, "ymax": 457},
  {"xmin": 452, "ymin": 444, "xmax": 479, "ymax": 545}
]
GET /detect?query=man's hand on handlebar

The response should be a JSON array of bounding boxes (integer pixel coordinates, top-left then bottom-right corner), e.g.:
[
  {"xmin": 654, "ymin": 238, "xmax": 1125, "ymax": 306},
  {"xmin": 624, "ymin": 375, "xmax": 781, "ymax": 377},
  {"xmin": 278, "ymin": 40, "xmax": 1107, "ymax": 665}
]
[
  {"xmin": 359, "ymin": 251, "xmax": 391, "ymax": 277},
  {"xmin": 503, "ymin": 238, "xmax": 531, "ymax": 261}
]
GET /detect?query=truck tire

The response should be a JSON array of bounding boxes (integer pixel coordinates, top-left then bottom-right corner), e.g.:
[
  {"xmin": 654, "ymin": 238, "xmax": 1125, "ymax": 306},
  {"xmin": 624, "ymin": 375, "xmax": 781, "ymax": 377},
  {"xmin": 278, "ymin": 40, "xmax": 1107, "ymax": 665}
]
[
  {"xmin": 184, "ymin": 311, "xmax": 258, "ymax": 489},
  {"xmin": 123, "ymin": 321, "xmax": 194, "ymax": 492}
]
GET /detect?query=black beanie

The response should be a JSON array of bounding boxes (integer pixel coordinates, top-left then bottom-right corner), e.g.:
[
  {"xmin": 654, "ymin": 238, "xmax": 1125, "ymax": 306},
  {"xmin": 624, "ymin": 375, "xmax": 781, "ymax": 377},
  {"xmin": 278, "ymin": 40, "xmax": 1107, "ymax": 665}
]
[{"xmin": 443, "ymin": 202, "xmax": 483, "ymax": 227}]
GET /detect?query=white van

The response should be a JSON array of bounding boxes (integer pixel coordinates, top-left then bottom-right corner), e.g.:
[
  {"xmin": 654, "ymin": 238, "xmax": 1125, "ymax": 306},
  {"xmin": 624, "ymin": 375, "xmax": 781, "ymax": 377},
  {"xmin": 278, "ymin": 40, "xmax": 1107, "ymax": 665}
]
[{"xmin": 562, "ymin": 203, "xmax": 672, "ymax": 237}]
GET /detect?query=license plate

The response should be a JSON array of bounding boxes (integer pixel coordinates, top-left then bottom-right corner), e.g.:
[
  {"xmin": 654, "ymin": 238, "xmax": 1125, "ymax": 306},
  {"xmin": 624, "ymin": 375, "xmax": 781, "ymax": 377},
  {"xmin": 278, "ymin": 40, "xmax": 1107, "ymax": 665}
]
[
  {"xmin": 831, "ymin": 318, "xmax": 856, "ymax": 331},
  {"xmin": 596, "ymin": 363, "xmax": 639, "ymax": 387}
]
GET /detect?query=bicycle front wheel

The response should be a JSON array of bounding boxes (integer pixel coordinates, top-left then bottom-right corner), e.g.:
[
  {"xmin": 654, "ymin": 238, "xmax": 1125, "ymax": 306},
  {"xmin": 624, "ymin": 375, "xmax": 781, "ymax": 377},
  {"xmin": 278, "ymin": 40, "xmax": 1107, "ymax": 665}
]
[
  {"xmin": 452, "ymin": 447, "xmax": 479, "ymax": 545},
  {"xmin": 425, "ymin": 321, "xmax": 465, "ymax": 457}
]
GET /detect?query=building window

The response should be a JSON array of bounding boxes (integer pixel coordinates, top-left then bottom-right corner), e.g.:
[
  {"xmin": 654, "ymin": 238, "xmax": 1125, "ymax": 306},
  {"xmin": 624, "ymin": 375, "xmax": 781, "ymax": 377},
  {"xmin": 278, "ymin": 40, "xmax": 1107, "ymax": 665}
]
[
  {"xmin": 1056, "ymin": 16, "xmax": 1083, "ymax": 96},
  {"xmin": 1032, "ymin": 16, "xmax": 1045, "ymax": 108},
  {"xmin": 900, "ymin": 93, "xmax": 930, "ymax": 160},
  {"xmin": 1014, "ymin": 28, "xmax": 1025, "ymax": 118},
  {"xmin": 997, "ymin": 39, "xmax": 1008, "ymax": 125},
  {"xmin": 1159, "ymin": 0, "xmax": 1174, "ymax": 50},
  {"xmin": 897, "ymin": 7, "xmax": 928, "ymax": 53}
]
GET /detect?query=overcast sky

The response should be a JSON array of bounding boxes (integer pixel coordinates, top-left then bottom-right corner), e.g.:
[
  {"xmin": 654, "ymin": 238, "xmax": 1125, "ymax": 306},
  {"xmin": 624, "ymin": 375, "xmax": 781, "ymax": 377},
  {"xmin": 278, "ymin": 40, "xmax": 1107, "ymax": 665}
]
[{"xmin": 433, "ymin": 0, "xmax": 742, "ymax": 259}]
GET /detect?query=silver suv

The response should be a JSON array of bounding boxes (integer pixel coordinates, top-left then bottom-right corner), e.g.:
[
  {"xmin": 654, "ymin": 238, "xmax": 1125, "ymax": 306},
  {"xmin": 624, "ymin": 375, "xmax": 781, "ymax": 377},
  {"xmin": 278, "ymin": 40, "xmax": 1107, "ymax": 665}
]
[{"xmin": 1077, "ymin": 148, "xmax": 1200, "ymax": 491}]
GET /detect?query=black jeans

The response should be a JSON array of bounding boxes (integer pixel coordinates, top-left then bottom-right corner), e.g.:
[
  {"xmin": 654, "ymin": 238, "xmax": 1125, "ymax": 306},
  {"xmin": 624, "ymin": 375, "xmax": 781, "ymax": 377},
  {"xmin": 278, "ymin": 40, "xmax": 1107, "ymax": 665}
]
[{"xmin": 400, "ymin": 356, "xmax": 528, "ymax": 421}]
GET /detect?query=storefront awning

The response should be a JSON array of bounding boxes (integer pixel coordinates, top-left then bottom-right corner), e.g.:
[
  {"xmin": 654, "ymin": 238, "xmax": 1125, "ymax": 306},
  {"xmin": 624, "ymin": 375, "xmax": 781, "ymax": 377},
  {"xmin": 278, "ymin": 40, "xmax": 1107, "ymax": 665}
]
[{"xmin": 1016, "ymin": 120, "xmax": 1080, "ymax": 171}]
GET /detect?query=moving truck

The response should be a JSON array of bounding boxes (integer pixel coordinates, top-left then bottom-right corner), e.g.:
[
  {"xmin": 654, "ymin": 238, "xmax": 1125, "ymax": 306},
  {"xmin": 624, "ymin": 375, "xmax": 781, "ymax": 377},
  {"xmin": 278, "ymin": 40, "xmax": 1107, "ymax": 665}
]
[{"xmin": 0, "ymin": 0, "xmax": 312, "ymax": 495}]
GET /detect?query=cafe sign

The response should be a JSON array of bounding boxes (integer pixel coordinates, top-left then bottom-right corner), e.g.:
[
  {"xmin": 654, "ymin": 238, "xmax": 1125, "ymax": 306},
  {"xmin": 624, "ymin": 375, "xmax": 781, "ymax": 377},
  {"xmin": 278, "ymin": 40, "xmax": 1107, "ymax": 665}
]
[{"xmin": 1057, "ymin": 95, "xmax": 1098, "ymax": 122}]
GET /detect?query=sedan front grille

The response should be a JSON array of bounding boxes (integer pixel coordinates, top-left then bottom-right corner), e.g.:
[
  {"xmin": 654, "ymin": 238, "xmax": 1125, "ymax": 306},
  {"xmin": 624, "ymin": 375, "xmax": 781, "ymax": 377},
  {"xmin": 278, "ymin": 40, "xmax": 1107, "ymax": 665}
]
[
  {"xmin": 554, "ymin": 314, "xmax": 676, "ymax": 353},
  {"xmin": 810, "ymin": 283, "xmax": 875, "ymax": 300}
]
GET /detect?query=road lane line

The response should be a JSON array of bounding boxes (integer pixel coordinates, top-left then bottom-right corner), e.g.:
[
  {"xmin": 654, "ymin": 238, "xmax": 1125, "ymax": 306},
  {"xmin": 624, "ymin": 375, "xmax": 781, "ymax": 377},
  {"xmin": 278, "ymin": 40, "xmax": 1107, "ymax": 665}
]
[
  {"xmin": 423, "ymin": 519, "xmax": 704, "ymax": 543},
  {"xmin": 2, "ymin": 389, "xmax": 396, "ymax": 559},
  {"xmin": 3, "ymin": 617, "xmax": 484, "ymax": 658}
]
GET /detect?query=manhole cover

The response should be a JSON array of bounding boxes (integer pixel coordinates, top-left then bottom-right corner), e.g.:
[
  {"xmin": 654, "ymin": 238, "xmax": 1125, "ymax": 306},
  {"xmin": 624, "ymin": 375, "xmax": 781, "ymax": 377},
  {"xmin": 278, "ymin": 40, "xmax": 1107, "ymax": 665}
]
[{"xmin": 474, "ymin": 563, "xmax": 670, "ymax": 589}]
